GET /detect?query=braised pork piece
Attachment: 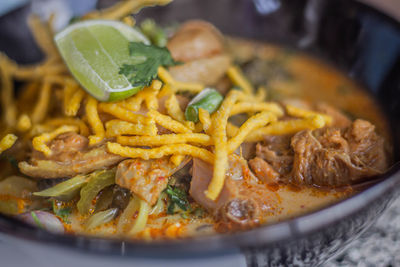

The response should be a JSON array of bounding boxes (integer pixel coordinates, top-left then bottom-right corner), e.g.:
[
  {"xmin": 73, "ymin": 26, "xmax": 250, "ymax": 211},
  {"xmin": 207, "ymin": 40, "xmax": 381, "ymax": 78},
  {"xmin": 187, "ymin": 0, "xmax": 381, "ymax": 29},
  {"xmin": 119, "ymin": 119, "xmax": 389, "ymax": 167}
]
[{"xmin": 253, "ymin": 119, "xmax": 387, "ymax": 187}]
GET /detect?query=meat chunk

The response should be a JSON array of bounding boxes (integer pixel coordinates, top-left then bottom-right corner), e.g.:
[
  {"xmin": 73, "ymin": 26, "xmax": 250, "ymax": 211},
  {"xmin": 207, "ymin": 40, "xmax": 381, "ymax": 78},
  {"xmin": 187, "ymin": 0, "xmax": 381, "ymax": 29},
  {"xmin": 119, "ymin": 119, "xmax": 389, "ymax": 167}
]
[
  {"xmin": 116, "ymin": 157, "xmax": 189, "ymax": 205},
  {"xmin": 19, "ymin": 133, "xmax": 123, "ymax": 178},
  {"xmin": 167, "ymin": 20, "xmax": 224, "ymax": 62},
  {"xmin": 256, "ymin": 135, "xmax": 294, "ymax": 176},
  {"xmin": 238, "ymin": 142, "xmax": 257, "ymax": 160},
  {"xmin": 345, "ymin": 119, "xmax": 387, "ymax": 172},
  {"xmin": 167, "ymin": 20, "xmax": 231, "ymax": 86},
  {"xmin": 190, "ymin": 155, "xmax": 280, "ymax": 232},
  {"xmin": 255, "ymin": 120, "xmax": 388, "ymax": 187},
  {"xmin": 168, "ymin": 54, "xmax": 231, "ymax": 85},
  {"xmin": 248, "ymin": 157, "xmax": 280, "ymax": 184},
  {"xmin": 290, "ymin": 119, "xmax": 388, "ymax": 186},
  {"xmin": 44, "ymin": 132, "xmax": 88, "ymax": 162}
]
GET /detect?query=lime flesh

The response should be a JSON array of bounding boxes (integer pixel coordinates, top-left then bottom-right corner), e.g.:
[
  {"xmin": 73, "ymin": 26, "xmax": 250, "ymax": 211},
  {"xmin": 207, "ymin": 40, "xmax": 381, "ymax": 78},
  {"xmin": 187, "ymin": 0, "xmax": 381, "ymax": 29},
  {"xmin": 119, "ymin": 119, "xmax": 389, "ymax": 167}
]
[{"xmin": 55, "ymin": 20, "xmax": 150, "ymax": 102}]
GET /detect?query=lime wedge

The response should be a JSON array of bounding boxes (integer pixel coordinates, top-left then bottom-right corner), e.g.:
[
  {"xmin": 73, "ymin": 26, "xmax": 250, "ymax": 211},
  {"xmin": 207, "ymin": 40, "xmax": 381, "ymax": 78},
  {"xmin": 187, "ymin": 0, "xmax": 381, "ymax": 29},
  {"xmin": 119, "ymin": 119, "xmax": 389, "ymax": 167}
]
[{"xmin": 55, "ymin": 20, "xmax": 150, "ymax": 102}]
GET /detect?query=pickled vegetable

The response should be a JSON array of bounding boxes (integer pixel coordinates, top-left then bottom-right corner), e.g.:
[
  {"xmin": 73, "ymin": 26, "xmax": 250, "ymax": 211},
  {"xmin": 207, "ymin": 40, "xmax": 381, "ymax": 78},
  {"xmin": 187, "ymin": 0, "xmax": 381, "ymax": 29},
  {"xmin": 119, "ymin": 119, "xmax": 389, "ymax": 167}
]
[
  {"xmin": 77, "ymin": 169, "xmax": 116, "ymax": 214},
  {"xmin": 95, "ymin": 186, "xmax": 115, "ymax": 212},
  {"xmin": 85, "ymin": 208, "xmax": 118, "ymax": 230},
  {"xmin": 34, "ymin": 174, "xmax": 88, "ymax": 201}
]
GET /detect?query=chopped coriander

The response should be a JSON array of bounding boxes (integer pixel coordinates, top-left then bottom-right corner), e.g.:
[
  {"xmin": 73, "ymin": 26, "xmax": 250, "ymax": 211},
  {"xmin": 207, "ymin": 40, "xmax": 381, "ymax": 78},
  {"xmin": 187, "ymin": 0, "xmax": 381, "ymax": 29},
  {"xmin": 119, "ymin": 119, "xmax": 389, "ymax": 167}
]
[
  {"xmin": 180, "ymin": 212, "xmax": 189, "ymax": 219},
  {"xmin": 52, "ymin": 200, "xmax": 72, "ymax": 224},
  {"xmin": 165, "ymin": 185, "xmax": 190, "ymax": 214},
  {"xmin": 191, "ymin": 207, "xmax": 205, "ymax": 218},
  {"xmin": 119, "ymin": 42, "xmax": 178, "ymax": 88}
]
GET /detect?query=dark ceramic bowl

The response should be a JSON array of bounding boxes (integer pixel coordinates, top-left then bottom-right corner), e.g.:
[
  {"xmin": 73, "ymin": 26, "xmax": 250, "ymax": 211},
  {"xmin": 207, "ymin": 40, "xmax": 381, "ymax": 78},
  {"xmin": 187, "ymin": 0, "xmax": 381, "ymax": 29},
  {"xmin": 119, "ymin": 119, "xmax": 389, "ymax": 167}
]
[{"xmin": 1, "ymin": 0, "xmax": 400, "ymax": 266}]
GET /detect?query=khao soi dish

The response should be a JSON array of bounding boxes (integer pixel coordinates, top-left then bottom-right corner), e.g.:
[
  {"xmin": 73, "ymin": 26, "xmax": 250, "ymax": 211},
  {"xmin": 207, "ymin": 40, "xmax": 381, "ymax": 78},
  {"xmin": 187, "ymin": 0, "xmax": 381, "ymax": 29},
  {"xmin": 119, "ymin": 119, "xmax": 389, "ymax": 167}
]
[{"xmin": 0, "ymin": 0, "xmax": 392, "ymax": 239}]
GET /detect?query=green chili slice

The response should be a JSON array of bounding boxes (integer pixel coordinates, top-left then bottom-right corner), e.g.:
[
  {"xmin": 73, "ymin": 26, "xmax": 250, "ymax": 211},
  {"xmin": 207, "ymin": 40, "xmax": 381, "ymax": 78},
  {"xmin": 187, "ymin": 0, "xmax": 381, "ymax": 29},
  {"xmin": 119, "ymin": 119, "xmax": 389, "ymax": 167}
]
[{"xmin": 185, "ymin": 88, "xmax": 223, "ymax": 123}]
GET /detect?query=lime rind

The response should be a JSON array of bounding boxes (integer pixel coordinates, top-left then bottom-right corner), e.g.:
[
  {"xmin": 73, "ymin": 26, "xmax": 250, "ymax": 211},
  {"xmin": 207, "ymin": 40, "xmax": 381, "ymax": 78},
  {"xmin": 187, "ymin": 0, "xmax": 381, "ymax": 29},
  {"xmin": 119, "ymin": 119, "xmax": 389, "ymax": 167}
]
[
  {"xmin": 54, "ymin": 20, "xmax": 150, "ymax": 102},
  {"xmin": 55, "ymin": 20, "xmax": 149, "ymax": 45},
  {"xmin": 109, "ymin": 87, "xmax": 142, "ymax": 102}
]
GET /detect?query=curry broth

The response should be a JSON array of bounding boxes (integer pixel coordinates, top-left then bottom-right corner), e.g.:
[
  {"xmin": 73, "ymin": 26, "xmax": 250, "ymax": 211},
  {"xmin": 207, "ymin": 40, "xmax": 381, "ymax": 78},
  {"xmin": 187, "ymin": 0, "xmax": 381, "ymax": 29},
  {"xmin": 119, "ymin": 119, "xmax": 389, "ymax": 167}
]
[
  {"xmin": 66, "ymin": 185, "xmax": 349, "ymax": 239},
  {"xmin": 228, "ymin": 37, "xmax": 389, "ymax": 138}
]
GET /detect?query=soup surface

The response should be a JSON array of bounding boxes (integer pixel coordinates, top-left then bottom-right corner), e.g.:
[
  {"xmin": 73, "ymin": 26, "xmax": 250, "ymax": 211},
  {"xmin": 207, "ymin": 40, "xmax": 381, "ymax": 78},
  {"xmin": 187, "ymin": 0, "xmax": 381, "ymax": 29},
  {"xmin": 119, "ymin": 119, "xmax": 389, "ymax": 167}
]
[{"xmin": 0, "ymin": 1, "xmax": 391, "ymax": 240}]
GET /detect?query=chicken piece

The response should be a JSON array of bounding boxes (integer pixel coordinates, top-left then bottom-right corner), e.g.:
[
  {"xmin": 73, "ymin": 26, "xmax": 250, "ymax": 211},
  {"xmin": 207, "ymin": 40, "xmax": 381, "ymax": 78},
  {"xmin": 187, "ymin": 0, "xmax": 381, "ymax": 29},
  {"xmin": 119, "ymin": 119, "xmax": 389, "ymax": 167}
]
[
  {"xmin": 167, "ymin": 20, "xmax": 231, "ymax": 86},
  {"xmin": 168, "ymin": 54, "xmax": 231, "ymax": 85},
  {"xmin": 116, "ymin": 157, "xmax": 189, "ymax": 205},
  {"xmin": 19, "ymin": 132, "xmax": 123, "ymax": 179},
  {"xmin": 167, "ymin": 20, "xmax": 224, "ymax": 62},
  {"xmin": 248, "ymin": 157, "xmax": 280, "ymax": 185},
  {"xmin": 190, "ymin": 155, "xmax": 280, "ymax": 232},
  {"xmin": 290, "ymin": 119, "xmax": 388, "ymax": 186}
]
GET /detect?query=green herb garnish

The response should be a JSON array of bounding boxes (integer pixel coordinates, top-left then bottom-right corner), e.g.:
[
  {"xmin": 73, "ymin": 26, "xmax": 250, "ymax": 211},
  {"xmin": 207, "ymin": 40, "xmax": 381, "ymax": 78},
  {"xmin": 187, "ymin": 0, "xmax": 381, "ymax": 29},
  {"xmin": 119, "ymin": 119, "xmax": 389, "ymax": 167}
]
[
  {"xmin": 140, "ymin": 19, "xmax": 168, "ymax": 47},
  {"xmin": 185, "ymin": 88, "xmax": 224, "ymax": 123},
  {"xmin": 165, "ymin": 185, "xmax": 190, "ymax": 214},
  {"xmin": 119, "ymin": 42, "xmax": 178, "ymax": 87},
  {"xmin": 52, "ymin": 200, "xmax": 72, "ymax": 224},
  {"xmin": 191, "ymin": 207, "xmax": 205, "ymax": 218}
]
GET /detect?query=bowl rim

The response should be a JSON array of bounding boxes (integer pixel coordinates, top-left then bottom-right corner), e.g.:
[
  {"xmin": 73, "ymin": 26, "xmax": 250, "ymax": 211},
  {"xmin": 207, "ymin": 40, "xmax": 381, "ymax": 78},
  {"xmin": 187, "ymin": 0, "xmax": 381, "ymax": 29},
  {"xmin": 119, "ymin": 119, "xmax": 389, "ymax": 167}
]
[{"xmin": 1, "ymin": 0, "xmax": 400, "ymax": 259}]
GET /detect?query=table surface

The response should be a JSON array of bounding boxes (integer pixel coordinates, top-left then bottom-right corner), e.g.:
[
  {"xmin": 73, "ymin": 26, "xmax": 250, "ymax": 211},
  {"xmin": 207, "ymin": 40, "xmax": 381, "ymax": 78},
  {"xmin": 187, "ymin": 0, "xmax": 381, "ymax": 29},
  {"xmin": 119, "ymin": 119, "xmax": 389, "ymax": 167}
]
[{"xmin": 326, "ymin": 196, "xmax": 400, "ymax": 267}]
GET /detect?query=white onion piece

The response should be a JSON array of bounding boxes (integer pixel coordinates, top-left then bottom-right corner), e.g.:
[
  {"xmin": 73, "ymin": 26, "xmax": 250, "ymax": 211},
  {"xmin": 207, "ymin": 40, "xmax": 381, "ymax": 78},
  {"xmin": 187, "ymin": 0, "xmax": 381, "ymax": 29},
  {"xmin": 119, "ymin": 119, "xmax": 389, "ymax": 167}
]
[
  {"xmin": 17, "ymin": 211, "xmax": 65, "ymax": 234},
  {"xmin": 85, "ymin": 208, "xmax": 118, "ymax": 230}
]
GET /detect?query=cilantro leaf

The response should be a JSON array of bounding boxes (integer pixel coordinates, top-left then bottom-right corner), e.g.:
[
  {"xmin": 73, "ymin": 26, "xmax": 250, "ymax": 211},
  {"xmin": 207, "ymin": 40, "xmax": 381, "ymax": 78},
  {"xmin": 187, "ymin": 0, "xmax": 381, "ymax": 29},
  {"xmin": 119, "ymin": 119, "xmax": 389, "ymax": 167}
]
[
  {"xmin": 119, "ymin": 42, "xmax": 178, "ymax": 87},
  {"xmin": 165, "ymin": 185, "xmax": 190, "ymax": 214},
  {"xmin": 52, "ymin": 200, "xmax": 72, "ymax": 224}
]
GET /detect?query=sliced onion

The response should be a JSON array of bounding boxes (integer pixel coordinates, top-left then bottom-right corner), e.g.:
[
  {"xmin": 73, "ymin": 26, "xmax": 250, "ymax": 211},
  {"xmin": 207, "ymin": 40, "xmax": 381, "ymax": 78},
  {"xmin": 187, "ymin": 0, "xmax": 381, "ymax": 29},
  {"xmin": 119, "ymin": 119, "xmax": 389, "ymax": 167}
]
[
  {"xmin": 77, "ymin": 169, "xmax": 116, "ymax": 215},
  {"xmin": 85, "ymin": 208, "xmax": 118, "ymax": 230},
  {"xmin": 17, "ymin": 211, "xmax": 64, "ymax": 234},
  {"xmin": 129, "ymin": 198, "xmax": 150, "ymax": 235}
]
